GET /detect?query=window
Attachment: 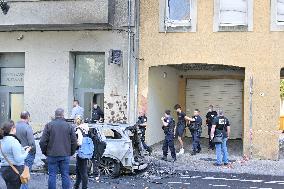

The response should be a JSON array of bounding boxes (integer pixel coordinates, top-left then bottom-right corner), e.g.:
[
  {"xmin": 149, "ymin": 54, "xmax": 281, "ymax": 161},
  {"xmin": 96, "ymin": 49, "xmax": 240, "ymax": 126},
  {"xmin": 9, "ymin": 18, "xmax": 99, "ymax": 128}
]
[
  {"xmin": 277, "ymin": 0, "xmax": 284, "ymax": 25},
  {"xmin": 271, "ymin": 0, "xmax": 284, "ymax": 31},
  {"xmin": 159, "ymin": 0, "xmax": 197, "ymax": 32},
  {"xmin": 74, "ymin": 53, "xmax": 105, "ymax": 89},
  {"xmin": 165, "ymin": 0, "xmax": 191, "ymax": 28},
  {"xmin": 219, "ymin": 0, "xmax": 247, "ymax": 26},
  {"xmin": 214, "ymin": 0, "xmax": 253, "ymax": 32}
]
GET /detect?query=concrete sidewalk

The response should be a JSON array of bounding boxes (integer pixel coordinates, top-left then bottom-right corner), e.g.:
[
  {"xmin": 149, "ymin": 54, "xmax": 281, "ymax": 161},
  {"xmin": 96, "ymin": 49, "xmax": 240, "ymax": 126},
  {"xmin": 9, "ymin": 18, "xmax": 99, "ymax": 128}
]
[{"xmin": 149, "ymin": 136, "xmax": 284, "ymax": 176}]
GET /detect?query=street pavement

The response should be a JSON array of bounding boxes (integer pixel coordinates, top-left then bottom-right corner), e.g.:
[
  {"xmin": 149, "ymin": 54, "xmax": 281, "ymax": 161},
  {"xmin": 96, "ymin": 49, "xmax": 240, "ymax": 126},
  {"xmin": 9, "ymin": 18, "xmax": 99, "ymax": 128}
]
[{"xmin": 1, "ymin": 171, "xmax": 283, "ymax": 189}]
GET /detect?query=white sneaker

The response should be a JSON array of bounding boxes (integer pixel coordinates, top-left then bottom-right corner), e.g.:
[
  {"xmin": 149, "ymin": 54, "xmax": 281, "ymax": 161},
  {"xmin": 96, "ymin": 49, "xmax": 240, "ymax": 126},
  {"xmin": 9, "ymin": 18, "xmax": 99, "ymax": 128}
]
[{"xmin": 177, "ymin": 148, "xmax": 184, "ymax": 155}]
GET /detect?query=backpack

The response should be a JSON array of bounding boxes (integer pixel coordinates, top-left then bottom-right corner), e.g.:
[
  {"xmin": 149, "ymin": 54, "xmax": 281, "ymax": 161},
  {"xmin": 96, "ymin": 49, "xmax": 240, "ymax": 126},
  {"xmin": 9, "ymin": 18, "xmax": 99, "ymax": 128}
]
[
  {"xmin": 89, "ymin": 128, "xmax": 106, "ymax": 160},
  {"xmin": 77, "ymin": 128, "xmax": 94, "ymax": 159}
]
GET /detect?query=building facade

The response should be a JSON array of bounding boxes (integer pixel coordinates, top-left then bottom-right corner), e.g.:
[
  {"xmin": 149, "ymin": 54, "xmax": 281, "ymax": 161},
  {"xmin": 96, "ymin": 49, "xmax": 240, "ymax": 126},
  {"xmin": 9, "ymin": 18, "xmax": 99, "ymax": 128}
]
[
  {"xmin": 0, "ymin": 0, "xmax": 139, "ymax": 130},
  {"xmin": 139, "ymin": 0, "xmax": 284, "ymax": 160}
]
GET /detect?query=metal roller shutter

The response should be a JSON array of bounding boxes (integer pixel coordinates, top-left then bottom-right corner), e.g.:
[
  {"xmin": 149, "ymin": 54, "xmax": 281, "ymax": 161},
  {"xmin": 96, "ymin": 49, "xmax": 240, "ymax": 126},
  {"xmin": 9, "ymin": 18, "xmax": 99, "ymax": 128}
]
[{"xmin": 186, "ymin": 79, "xmax": 243, "ymax": 139}]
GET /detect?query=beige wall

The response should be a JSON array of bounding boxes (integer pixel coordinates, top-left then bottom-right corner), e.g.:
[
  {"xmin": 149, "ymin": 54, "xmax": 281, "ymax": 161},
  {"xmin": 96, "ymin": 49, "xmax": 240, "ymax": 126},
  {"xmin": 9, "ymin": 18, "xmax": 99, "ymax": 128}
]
[{"xmin": 139, "ymin": 0, "xmax": 283, "ymax": 160}]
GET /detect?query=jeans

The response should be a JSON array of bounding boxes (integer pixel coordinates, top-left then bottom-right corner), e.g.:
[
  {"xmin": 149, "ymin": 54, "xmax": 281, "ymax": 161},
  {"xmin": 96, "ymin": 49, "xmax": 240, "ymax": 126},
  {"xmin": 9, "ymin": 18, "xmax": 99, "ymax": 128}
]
[
  {"xmin": 0, "ymin": 165, "xmax": 24, "ymax": 189},
  {"xmin": 47, "ymin": 156, "xmax": 71, "ymax": 189},
  {"xmin": 215, "ymin": 138, "xmax": 229, "ymax": 165},
  {"xmin": 20, "ymin": 153, "xmax": 35, "ymax": 189},
  {"xmin": 191, "ymin": 130, "xmax": 201, "ymax": 152},
  {"xmin": 74, "ymin": 156, "xmax": 88, "ymax": 189}
]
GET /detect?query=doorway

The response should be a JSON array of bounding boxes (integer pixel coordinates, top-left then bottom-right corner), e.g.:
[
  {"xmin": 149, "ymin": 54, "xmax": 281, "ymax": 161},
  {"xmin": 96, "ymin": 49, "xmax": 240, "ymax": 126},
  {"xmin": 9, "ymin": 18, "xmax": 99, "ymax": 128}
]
[
  {"xmin": 0, "ymin": 92, "xmax": 24, "ymax": 123},
  {"xmin": 0, "ymin": 53, "xmax": 25, "ymax": 123},
  {"xmin": 73, "ymin": 53, "xmax": 105, "ymax": 119}
]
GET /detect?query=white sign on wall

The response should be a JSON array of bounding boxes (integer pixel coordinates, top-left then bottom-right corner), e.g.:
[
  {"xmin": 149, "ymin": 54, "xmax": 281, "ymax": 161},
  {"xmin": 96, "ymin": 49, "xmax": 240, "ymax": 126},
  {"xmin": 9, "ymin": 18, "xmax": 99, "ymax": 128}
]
[{"xmin": 1, "ymin": 68, "xmax": 24, "ymax": 87}]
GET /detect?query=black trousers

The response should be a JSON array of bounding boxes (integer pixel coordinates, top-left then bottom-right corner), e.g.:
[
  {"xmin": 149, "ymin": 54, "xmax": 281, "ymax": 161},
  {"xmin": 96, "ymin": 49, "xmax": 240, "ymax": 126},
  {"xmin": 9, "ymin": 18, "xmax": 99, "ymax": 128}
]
[
  {"xmin": 139, "ymin": 127, "xmax": 151, "ymax": 151},
  {"xmin": 74, "ymin": 157, "xmax": 88, "ymax": 189},
  {"xmin": 0, "ymin": 165, "xmax": 24, "ymax": 189},
  {"xmin": 208, "ymin": 127, "xmax": 215, "ymax": 149},
  {"xmin": 91, "ymin": 158, "xmax": 100, "ymax": 177},
  {"xmin": 162, "ymin": 134, "xmax": 176, "ymax": 159}
]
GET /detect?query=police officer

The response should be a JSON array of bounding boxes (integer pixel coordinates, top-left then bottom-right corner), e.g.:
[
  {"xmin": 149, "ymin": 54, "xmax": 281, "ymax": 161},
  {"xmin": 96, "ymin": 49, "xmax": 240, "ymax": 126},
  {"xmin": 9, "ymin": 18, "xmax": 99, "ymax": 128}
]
[
  {"xmin": 174, "ymin": 104, "xmax": 191, "ymax": 155},
  {"xmin": 188, "ymin": 109, "xmax": 202, "ymax": 155},
  {"xmin": 91, "ymin": 102, "xmax": 104, "ymax": 123},
  {"xmin": 161, "ymin": 110, "xmax": 176, "ymax": 162},
  {"xmin": 137, "ymin": 111, "xmax": 152, "ymax": 155},
  {"xmin": 211, "ymin": 109, "xmax": 230, "ymax": 166},
  {"xmin": 206, "ymin": 105, "xmax": 218, "ymax": 150}
]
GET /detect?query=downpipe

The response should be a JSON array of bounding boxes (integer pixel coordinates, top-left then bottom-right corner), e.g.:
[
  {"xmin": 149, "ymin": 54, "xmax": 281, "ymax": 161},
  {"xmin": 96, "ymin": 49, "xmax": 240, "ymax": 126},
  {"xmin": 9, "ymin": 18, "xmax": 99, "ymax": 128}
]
[{"xmin": 127, "ymin": 0, "xmax": 131, "ymax": 123}]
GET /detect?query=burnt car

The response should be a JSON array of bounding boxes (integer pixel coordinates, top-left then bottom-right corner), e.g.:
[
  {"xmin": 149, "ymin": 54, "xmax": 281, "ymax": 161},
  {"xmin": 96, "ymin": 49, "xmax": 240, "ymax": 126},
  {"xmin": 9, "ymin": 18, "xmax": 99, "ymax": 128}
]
[{"xmin": 41, "ymin": 123, "xmax": 148, "ymax": 177}]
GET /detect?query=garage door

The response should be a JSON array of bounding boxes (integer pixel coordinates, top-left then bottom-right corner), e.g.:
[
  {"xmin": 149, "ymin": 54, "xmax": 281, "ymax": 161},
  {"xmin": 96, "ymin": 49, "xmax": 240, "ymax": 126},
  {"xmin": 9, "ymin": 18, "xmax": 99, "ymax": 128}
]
[{"xmin": 186, "ymin": 79, "xmax": 243, "ymax": 139}]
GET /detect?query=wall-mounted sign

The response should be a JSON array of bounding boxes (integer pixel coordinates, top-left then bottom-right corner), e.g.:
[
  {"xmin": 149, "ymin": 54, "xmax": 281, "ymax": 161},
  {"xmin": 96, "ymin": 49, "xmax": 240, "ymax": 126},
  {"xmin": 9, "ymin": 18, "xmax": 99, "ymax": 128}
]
[
  {"xmin": 109, "ymin": 50, "xmax": 123, "ymax": 65},
  {"xmin": 1, "ymin": 68, "xmax": 24, "ymax": 87}
]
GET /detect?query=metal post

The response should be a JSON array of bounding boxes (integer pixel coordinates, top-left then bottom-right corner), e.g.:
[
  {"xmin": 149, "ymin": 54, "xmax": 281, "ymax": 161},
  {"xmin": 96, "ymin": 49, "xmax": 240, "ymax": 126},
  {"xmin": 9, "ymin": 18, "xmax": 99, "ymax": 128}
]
[
  {"xmin": 249, "ymin": 76, "xmax": 253, "ymax": 159},
  {"xmin": 133, "ymin": 0, "xmax": 140, "ymax": 122},
  {"xmin": 127, "ymin": 0, "xmax": 132, "ymax": 123}
]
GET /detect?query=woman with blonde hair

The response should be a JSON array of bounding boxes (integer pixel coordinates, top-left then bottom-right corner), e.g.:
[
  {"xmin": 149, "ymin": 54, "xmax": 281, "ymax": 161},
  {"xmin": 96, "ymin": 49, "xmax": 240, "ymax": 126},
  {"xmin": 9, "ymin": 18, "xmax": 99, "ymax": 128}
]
[{"xmin": 74, "ymin": 115, "xmax": 92, "ymax": 189}]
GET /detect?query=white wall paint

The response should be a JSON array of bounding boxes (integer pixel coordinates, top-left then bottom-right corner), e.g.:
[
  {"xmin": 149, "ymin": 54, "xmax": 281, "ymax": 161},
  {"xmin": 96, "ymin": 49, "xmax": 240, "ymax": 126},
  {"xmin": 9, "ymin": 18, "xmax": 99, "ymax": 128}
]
[{"xmin": 146, "ymin": 66, "xmax": 179, "ymax": 145}]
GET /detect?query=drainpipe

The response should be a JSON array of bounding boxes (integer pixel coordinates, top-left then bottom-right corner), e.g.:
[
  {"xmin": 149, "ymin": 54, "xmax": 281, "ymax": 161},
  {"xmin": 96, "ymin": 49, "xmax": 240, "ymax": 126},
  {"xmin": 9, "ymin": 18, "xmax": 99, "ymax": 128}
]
[
  {"xmin": 133, "ymin": 0, "xmax": 140, "ymax": 121},
  {"xmin": 249, "ymin": 76, "xmax": 253, "ymax": 159},
  {"xmin": 127, "ymin": 0, "xmax": 131, "ymax": 123}
]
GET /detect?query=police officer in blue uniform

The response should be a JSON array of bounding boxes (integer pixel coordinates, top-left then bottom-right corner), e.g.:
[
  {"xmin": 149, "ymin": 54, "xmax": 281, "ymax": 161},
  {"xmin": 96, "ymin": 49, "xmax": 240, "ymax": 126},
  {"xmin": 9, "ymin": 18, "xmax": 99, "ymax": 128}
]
[
  {"xmin": 188, "ymin": 109, "xmax": 203, "ymax": 155},
  {"xmin": 137, "ymin": 111, "xmax": 152, "ymax": 155},
  {"xmin": 161, "ymin": 110, "xmax": 176, "ymax": 162},
  {"xmin": 206, "ymin": 105, "xmax": 218, "ymax": 150}
]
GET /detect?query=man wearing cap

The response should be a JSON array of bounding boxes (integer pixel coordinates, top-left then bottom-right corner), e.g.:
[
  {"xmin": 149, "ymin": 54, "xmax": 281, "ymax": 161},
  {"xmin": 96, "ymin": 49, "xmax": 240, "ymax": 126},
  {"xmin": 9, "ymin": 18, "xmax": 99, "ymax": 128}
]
[{"xmin": 211, "ymin": 109, "xmax": 231, "ymax": 166}]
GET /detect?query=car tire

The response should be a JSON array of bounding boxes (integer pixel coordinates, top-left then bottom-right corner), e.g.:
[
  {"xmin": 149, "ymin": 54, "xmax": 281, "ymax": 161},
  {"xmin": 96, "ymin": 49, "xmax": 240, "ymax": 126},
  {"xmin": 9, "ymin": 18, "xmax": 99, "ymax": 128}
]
[{"xmin": 99, "ymin": 157, "xmax": 121, "ymax": 178}]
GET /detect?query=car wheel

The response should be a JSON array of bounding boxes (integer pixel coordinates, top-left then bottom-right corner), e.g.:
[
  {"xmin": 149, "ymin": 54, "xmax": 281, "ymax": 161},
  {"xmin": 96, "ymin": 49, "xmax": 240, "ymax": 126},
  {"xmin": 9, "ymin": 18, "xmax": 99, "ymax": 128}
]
[{"xmin": 99, "ymin": 157, "xmax": 121, "ymax": 177}]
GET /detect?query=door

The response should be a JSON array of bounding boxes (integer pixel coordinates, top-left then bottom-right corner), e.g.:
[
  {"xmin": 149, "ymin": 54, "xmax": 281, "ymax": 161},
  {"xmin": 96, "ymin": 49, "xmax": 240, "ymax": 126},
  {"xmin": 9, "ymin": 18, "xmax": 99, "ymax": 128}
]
[
  {"xmin": 10, "ymin": 93, "xmax": 24, "ymax": 123},
  {"xmin": 186, "ymin": 79, "xmax": 243, "ymax": 139},
  {"xmin": 0, "ymin": 92, "xmax": 9, "ymax": 123}
]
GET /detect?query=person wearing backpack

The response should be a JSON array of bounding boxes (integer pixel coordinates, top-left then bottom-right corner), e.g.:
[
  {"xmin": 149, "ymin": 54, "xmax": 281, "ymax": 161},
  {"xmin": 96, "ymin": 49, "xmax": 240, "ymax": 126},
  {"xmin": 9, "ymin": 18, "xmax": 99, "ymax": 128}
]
[
  {"xmin": 74, "ymin": 116, "xmax": 94, "ymax": 189},
  {"xmin": 90, "ymin": 127, "xmax": 106, "ymax": 180}
]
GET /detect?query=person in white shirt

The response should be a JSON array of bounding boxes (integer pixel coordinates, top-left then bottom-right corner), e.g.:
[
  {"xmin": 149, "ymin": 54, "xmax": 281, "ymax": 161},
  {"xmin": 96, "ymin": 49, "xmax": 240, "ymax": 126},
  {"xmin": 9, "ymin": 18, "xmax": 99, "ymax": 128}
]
[{"xmin": 71, "ymin": 100, "xmax": 84, "ymax": 119}]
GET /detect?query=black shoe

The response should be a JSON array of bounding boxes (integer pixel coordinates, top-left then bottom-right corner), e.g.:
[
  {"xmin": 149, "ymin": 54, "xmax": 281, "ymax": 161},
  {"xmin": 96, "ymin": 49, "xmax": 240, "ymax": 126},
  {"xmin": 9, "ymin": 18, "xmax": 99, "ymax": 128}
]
[
  {"xmin": 172, "ymin": 158, "xmax": 177, "ymax": 162},
  {"xmin": 213, "ymin": 163, "xmax": 222, "ymax": 166},
  {"xmin": 191, "ymin": 151, "xmax": 196, "ymax": 156},
  {"xmin": 224, "ymin": 163, "xmax": 229, "ymax": 166},
  {"xmin": 197, "ymin": 148, "xmax": 201, "ymax": 153},
  {"xmin": 161, "ymin": 156, "xmax": 167, "ymax": 161}
]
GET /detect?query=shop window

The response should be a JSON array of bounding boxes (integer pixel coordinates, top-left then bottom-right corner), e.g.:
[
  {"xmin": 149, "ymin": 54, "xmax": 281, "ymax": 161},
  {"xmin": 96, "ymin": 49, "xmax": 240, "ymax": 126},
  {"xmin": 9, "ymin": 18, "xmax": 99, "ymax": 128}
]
[
  {"xmin": 159, "ymin": 0, "xmax": 197, "ymax": 32},
  {"xmin": 214, "ymin": 0, "xmax": 253, "ymax": 32}
]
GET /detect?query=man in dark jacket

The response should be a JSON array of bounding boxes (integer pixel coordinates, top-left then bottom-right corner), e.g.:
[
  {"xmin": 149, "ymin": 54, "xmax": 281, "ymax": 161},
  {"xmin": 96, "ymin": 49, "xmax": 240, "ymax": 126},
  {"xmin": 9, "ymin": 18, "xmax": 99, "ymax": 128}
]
[
  {"xmin": 15, "ymin": 111, "xmax": 36, "ymax": 189},
  {"xmin": 91, "ymin": 103, "xmax": 104, "ymax": 123},
  {"xmin": 40, "ymin": 108, "xmax": 77, "ymax": 189}
]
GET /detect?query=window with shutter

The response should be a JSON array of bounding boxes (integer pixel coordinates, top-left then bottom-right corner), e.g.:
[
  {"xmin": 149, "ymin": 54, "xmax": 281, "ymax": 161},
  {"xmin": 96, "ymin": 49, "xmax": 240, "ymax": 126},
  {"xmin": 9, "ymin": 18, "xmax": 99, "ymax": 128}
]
[
  {"xmin": 165, "ymin": 0, "xmax": 191, "ymax": 28},
  {"xmin": 214, "ymin": 0, "xmax": 253, "ymax": 32},
  {"xmin": 277, "ymin": 0, "xmax": 284, "ymax": 25},
  {"xmin": 219, "ymin": 0, "xmax": 248, "ymax": 26}
]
